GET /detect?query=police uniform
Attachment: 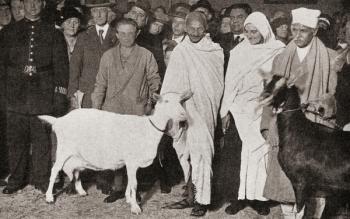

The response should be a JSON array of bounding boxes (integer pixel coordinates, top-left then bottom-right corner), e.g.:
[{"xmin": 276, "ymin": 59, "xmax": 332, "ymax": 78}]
[{"xmin": 0, "ymin": 18, "xmax": 69, "ymax": 191}]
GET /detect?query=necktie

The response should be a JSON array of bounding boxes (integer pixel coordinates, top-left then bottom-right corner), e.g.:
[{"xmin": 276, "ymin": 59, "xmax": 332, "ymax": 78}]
[
  {"xmin": 235, "ymin": 36, "xmax": 240, "ymax": 42},
  {"xmin": 99, "ymin": 29, "xmax": 104, "ymax": 45}
]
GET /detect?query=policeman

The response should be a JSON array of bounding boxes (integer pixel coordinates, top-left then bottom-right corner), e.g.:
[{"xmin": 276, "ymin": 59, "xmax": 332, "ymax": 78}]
[{"xmin": 0, "ymin": 0, "xmax": 69, "ymax": 194}]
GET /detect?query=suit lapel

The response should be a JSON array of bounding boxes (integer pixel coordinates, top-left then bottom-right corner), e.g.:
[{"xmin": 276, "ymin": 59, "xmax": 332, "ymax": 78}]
[{"xmin": 102, "ymin": 27, "xmax": 117, "ymax": 51}]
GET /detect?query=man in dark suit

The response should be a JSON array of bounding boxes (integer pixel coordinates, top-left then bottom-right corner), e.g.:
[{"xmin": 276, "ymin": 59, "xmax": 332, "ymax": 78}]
[
  {"xmin": 0, "ymin": 0, "xmax": 69, "ymax": 194},
  {"xmin": 68, "ymin": 0, "xmax": 117, "ymax": 109},
  {"xmin": 217, "ymin": 3, "xmax": 253, "ymax": 216},
  {"xmin": 67, "ymin": 0, "xmax": 117, "ymax": 197}
]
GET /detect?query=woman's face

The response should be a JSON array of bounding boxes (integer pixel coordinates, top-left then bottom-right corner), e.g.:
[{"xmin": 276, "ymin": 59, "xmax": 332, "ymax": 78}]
[
  {"xmin": 11, "ymin": 0, "xmax": 24, "ymax": 21},
  {"xmin": 244, "ymin": 23, "xmax": 263, "ymax": 45},
  {"xmin": 149, "ymin": 21, "xmax": 164, "ymax": 35},
  {"xmin": 0, "ymin": 6, "xmax": 11, "ymax": 26},
  {"xmin": 276, "ymin": 24, "xmax": 289, "ymax": 39},
  {"xmin": 62, "ymin": 17, "xmax": 80, "ymax": 36}
]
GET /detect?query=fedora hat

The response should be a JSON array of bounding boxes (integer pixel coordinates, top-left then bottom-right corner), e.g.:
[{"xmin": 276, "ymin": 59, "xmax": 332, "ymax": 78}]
[{"xmin": 85, "ymin": 0, "xmax": 114, "ymax": 8}]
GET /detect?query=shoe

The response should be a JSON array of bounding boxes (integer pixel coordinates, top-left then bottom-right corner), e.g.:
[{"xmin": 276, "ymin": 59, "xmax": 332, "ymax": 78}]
[
  {"xmin": 0, "ymin": 179, "xmax": 7, "ymax": 187},
  {"xmin": 160, "ymin": 184, "xmax": 171, "ymax": 194},
  {"xmin": 3, "ymin": 186, "xmax": 22, "ymax": 194},
  {"xmin": 251, "ymin": 201, "xmax": 270, "ymax": 216},
  {"xmin": 163, "ymin": 199, "xmax": 194, "ymax": 209},
  {"xmin": 97, "ymin": 183, "xmax": 113, "ymax": 195},
  {"xmin": 190, "ymin": 202, "xmax": 207, "ymax": 217},
  {"xmin": 225, "ymin": 201, "xmax": 246, "ymax": 215},
  {"xmin": 103, "ymin": 190, "xmax": 125, "ymax": 203}
]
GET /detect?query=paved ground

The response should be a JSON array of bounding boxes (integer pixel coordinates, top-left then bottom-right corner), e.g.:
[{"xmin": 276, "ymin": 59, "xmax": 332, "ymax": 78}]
[{"xmin": 0, "ymin": 181, "xmax": 284, "ymax": 219}]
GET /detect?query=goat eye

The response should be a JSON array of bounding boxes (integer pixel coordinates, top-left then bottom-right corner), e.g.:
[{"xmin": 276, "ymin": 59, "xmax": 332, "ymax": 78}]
[
  {"xmin": 318, "ymin": 107, "xmax": 325, "ymax": 116},
  {"xmin": 164, "ymin": 100, "xmax": 169, "ymax": 103}
]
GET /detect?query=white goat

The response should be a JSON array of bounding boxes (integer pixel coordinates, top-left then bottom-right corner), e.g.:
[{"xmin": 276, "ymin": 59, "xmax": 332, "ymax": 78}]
[{"xmin": 38, "ymin": 91, "xmax": 193, "ymax": 214}]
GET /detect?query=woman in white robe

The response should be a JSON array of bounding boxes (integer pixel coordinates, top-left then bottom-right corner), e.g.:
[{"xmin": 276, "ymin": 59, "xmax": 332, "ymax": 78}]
[{"xmin": 220, "ymin": 12, "xmax": 285, "ymax": 215}]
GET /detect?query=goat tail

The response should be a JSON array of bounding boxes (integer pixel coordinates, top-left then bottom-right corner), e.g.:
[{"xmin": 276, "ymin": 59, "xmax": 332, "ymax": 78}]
[{"xmin": 38, "ymin": 115, "xmax": 57, "ymax": 125}]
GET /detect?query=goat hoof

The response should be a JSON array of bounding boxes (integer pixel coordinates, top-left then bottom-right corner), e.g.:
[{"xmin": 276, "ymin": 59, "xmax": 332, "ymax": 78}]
[
  {"xmin": 78, "ymin": 191, "xmax": 87, "ymax": 196},
  {"xmin": 131, "ymin": 204, "xmax": 142, "ymax": 215},
  {"xmin": 46, "ymin": 194, "xmax": 55, "ymax": 203}
]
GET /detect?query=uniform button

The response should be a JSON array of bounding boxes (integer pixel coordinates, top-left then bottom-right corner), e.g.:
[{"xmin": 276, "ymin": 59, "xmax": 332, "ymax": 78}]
[
  {"xmin": 31, "ymin": 32, "xmax": 34, "ymax": 35},
  {"xmin": 31, "ymin": 26, "xmax": 34, "ymax": 29},
  {"xmin": 29, "ymin": 58, "xmax": 33, "ymax": 62},
  {"xmin": 31, "ymin": 38, "xmax": 34, "ymax": 41},
  {"xmin": 30, "ymin": 45, "xmax": 34, "ymax": 48},
  {"xmin": 30, "ymin": 52, "xmax": 33, "ymax": 55},
  {"xmin": 29, "ymin": 73, "xmax": 32, "ymax": 76}
]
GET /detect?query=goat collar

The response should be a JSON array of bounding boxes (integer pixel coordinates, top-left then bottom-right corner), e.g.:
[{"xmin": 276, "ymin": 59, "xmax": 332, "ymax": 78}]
[
  {"xmin": 277, "ymin": 103, "xmax": 308, "ymax": 114},
  {"xmin": 148, "ymin": 118, "xmax": 166, "ymax": 133}
]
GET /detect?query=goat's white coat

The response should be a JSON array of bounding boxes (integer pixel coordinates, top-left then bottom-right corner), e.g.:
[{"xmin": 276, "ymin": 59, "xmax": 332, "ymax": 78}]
[{"xmin": 39, "ymin": 91, "xmax": 192, "ymax": 215}]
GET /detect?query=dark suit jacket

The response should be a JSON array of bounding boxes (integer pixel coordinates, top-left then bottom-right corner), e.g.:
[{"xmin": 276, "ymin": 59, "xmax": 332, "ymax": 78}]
[
  {"xmin": 68, "ymin": 25, "xmax": 117, "ymax": 108},
  {"xmin": 0, "ymin": 19, "xmax": 69, "ymax": 115},
  {"xmin": 336, "ymin": 64, "xmax": 350, "ymax": 127}
]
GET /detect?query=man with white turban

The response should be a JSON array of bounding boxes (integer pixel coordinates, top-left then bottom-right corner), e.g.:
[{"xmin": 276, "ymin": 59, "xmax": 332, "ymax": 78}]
[{"xmin": 261, "ymin": 7, "xmax": 343, "ymax": 219}]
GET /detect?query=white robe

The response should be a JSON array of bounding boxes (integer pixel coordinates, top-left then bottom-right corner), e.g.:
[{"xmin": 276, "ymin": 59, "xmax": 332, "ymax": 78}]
[
  {"xmin": 220, "ymin": 12, "xmax": 285, "ymax": 201},
  {"xmin": 161, "ymin": 34, "xmax": 224, "ymax": 204}
]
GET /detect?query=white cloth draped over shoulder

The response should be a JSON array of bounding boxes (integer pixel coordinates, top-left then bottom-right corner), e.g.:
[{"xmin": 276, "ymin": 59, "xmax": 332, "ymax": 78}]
[
  {"xmin": 220, "ymin": 12, "xmax": 285, "ymax": 201},
  {"xmin": 161, "ymin": 34, "xmax": 224, "ymax": 205}
]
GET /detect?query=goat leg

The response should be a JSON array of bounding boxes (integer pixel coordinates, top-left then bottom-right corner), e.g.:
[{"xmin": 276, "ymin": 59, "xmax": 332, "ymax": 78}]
[
  {"xmin": 74, "ymin": 171, "xmax": 87, "ymax": 196},
  {"xmin": 46, "ymin": 158, "xmax": 66, "ymax": 203},
  {"xmin": 292, "ymin": 181, "xmax": 307, "ymax": 213},
  {"xmin": 126, "ymin": 165, "xmax": 142, "ymax": 214}
]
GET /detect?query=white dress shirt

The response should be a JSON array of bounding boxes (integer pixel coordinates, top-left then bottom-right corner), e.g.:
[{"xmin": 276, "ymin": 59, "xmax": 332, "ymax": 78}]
[{"xmin": 95, "ymin": 23, "xmax": 109, "ymax": 39}]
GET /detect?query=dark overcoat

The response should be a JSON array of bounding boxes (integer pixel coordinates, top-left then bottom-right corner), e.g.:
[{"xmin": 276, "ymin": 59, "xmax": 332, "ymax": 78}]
[{"xmin": 68, "ymin": 26, "xmax": 117, "ymax": 108}]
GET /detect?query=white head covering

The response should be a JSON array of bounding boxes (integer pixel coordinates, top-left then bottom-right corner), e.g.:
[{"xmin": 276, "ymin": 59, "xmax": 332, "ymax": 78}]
[
  {"xmin": 220, "ymin": 11, "xmax": 285, "ymax": 117},
  {"xmin": 292, "ymin": 7, "xmax": 321, "ymax": 29},
  {"xmin": 244, "ymin": 11, "xmax": 276, "ymax": 44}
]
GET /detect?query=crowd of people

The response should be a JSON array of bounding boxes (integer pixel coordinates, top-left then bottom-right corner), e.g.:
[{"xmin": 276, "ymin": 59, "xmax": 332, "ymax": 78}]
[{"xmin": 1, "ymin": 0, "xmax": 350, "ymax": 218}]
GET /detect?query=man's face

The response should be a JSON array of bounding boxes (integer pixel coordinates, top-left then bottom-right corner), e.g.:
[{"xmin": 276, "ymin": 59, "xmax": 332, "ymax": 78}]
[
  {"xmin": 91, "ymin": 7, "xmax": 108, "ymax": 26},
  {"xmin": 0, "ymin": 5, "xmax": 11, "ymax": 26},
  {"xmin": 230, "ymin": 8, "xmax": 248, "ymax": 34},
  {"xmin": 194, "ymin": 7, "xmax": 211, "ymax": 21},
  {"xmin": 127, "ymin": 6, "xmax": 147, "ymax": 28},
  {"xmin": 23, "ymin": 0, "xmax": 44, "ymax": 20},
  {"xmin": 188, "ymin": 0, "xmax": 199, "ymax": 6},
  {"xmin": 11, "ymin": 0, "xmax": 24, "ymax": 21},
  {"xmin": 62, "ymin": 17, "xmax": 80, "ymax": 36},
  {"xmin": 291, "ymin": 23, "xmax": 316, "ymax": 48},
  {"xmin": 116, "ymin": 23, "xmax": 138, "ymax": 47},
  {"xmin": 220, "ymin": 17, "xmax": 231, "ymax": 34},
  {"xmin": 172, "ymin": 17, "xmax": 185, "ymax": 36},
  {"xmin": 149, "ymin": 21, "xmax": 164, "ymax": 35},
  {"xmin": 186, "ymin": 19, "xmax": 206, "ymax": 43}
]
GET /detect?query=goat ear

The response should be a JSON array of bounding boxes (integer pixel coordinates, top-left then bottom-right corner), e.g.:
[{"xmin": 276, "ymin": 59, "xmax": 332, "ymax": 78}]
[
  {"xmin": 180, "ymin": 90, "xmax": 193, "ymax": 102},
  {"xmin": 274, "ymin": 77, "xmax": 287, "ymax": 90},
  {"xmin": 152, "ymin": 93, "xmax": 162, "ymax": 102}
]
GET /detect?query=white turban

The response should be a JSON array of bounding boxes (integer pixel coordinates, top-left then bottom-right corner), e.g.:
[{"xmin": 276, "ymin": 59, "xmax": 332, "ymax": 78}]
[{"xmin": 292, "ymin": 7, "xmax": 321, "ymax": 29}]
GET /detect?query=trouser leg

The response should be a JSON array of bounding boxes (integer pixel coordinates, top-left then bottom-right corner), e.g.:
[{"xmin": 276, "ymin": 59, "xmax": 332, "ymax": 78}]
[
  {"xmin": 0, "ymin": 109, "xmax": 9, "ymax": 179},
  {"xmin": 30, "ymin": 116, "xmax": 51, "ymax": 187},
  {"xmin": 6, "ymin": 112, "xmax": 30, "ymax": 188}
]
